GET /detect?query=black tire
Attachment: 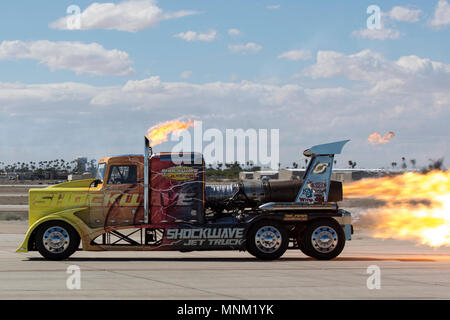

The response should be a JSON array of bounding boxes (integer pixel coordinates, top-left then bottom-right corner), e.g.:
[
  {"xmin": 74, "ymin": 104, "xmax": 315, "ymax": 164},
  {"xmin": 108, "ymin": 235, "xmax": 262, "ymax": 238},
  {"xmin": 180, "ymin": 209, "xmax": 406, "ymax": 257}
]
[
  {"xmin": 35, "ymin": 221, "xmax": 80, "ymax": 260},
  {"xmin": 246, "ymin": 220, "xmax": 289, "ymax": 260},
  {"xmin": 298, "ymin": 237, "xmax": 312, "ymax": 257},
  {"xmin": 300, "ymin": 218, "xmax": 345, "ymax": 260}
]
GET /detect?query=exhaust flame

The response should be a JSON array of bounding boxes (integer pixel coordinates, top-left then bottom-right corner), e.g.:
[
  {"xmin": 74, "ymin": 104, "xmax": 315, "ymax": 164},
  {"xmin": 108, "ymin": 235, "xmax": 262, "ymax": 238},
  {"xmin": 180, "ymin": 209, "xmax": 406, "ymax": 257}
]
[
  {"xmin": 146, "ymin": 119, "xmax": 195, "ymax": 146},
  {"xmin": 368, "ymin": 131, "xmax": 395, "ymax": 144},
  {"xmin": 344, "ymin": 171, "xmax": 450, "ymax": 247}
]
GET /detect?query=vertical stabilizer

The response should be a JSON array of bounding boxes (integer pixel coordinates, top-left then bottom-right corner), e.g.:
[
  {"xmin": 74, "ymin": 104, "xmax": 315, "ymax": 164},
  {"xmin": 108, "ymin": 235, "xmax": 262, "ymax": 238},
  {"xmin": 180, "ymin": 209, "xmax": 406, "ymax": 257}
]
[{"xmin": 296, "ymin": 140, "xmax": 350, "ymax": 203}]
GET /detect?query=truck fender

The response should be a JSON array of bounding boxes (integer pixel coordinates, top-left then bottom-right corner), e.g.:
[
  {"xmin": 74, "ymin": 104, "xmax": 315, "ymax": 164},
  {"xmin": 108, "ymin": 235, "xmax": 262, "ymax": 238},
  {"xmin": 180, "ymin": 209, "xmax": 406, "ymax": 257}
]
[
  {"xmin": 242, "ymin": 214, "xmax": 284, "ymax": 237},
  {"xmin": 16, "ymin": 207, "xmax": 88, "ymax": 253}
]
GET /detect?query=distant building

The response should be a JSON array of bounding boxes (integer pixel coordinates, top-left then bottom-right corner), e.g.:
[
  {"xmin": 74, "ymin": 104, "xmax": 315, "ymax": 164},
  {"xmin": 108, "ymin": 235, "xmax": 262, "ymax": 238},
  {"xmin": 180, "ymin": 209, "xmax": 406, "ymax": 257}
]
[
  {"xmin": 278, "ymin": 169, "xmax": 305, "ymax": 180},
  {"xmin": 331, "ymin": 171, "xmax": 353, "ymax": 183},
  {"xmin": 68, "ymin": 173, "xmax": 94, "ymax": 181},
  {"xmin": 331, "ymin": 169, "xmax": 386, "ymax": 182},
  {"xmin": 0, "ymin": 173, "xmax": 18, "ymax": 181},
  {"xmin": 239, "ymin": 172, "xmax": 255, "ymax": 180},
  {"xmin": 253, "ymin": 171, "xmax": 279, "ymax": 180}
]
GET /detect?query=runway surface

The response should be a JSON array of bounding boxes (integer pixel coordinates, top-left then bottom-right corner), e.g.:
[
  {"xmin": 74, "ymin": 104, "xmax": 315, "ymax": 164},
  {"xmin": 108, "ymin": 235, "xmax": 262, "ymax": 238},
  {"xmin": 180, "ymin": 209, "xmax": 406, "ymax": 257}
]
[{"xmin": 0, "ymin": 221, "xmax": 449, "ymax": 300}]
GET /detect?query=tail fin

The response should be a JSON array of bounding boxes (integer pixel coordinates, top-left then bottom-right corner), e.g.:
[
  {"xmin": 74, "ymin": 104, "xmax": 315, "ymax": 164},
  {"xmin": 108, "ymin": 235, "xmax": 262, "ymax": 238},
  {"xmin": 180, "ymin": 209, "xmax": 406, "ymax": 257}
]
[{"xmin": 296, "ymin": 140, "xmax": 349, "ymax": 203}]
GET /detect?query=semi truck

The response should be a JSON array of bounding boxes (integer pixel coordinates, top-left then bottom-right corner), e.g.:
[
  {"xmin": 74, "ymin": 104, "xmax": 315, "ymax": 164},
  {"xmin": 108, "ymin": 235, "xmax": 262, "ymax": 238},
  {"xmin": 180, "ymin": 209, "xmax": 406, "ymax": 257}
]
[{"xmin": 17, "ymin": 139, "xmax": 353, "ymax": 261}]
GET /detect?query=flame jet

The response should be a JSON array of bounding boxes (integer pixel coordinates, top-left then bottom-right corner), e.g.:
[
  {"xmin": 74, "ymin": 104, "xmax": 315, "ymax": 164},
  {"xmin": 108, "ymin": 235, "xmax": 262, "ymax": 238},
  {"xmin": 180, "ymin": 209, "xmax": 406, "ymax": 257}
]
[
  {"xmin": 146, "ymin": 119, "xmax": 195, "ymax": 146},
  {"xmin": 345, "ymin": 171, "xmax": 450, "ymax": 247},
  {"xmin": 368, "ymin": 131, "xmax": 395, "ymax": 144}
]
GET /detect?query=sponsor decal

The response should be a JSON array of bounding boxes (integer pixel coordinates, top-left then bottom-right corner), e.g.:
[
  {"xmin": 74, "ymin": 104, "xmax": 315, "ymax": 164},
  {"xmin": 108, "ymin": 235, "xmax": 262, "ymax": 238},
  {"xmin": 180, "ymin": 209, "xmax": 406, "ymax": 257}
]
[
  {"xmin": 161, "ymin": 166, "xmax": 198, "ymax": 180},
  {"xmin": 313, "ymin": 162, "xmax": 329, "ymax": 174},
  {"xmin": 284, "ymin": 214, "xmax": 308, "ymax": 221},
  {"xmin": 308, "ymin": 181, "xmax": 327, "ymax": 196},
  {"xmin": 314, "ymin": 195, "xmax": 325, "ymax": 203},
  {"xmin": 32, "ymin": 192, "xmax": 141, "ymax": 208},
  {"xmin": 166, "ymin": 227, "xmax": 244, "ymax": 240},
  {"xmin": 302, "ymin": 188, "xmax": 313, "ymax": 198},
  {"xmin": 166, "ymin": 227, "xmax": 245, "ymax": 247}
]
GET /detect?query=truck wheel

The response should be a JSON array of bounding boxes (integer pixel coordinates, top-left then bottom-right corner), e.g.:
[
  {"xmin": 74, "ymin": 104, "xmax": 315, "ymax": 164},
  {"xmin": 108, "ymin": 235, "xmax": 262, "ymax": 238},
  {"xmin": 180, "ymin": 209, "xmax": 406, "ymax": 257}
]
[
  {"xmin": 247, "ymin": 221, "xmax": 288, "ymax": 260},
  {"xmin": 35, "ymin": 221, "xmax": 80, "ymax": 260},
  {"xmin": 300, "ymin": 218, "xmax": 345, "ymax": 260},
  {"xmin": 298, "ymin": 238, "xmax": 312, "ymax": 257}
]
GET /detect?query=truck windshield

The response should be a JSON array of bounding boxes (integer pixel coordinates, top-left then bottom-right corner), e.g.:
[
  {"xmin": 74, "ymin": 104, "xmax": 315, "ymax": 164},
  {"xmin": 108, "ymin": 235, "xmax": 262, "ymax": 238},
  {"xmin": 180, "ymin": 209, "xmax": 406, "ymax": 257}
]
[{"xmin": 96, "ymin": 163, "xmax": 106, "ymax": 182}]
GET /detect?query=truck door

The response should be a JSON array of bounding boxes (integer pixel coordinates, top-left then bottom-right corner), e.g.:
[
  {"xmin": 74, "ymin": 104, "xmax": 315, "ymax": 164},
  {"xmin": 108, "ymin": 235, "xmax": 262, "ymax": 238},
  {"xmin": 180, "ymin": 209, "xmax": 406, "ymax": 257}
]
[{"xmin": 102, "ymin": 164, "xmax": 144, "ymax": 228}]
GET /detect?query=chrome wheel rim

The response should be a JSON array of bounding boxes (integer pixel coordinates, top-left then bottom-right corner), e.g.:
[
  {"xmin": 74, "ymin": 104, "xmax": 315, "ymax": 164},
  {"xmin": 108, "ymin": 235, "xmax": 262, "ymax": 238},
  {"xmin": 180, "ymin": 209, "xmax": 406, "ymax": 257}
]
[
  {"xmin": 255, "ymin": 226, "xmax": 282, "ymax": 253},
  {"xmin": 43, "ymin": 226, "xmax": 70, "ymax": 253},
  {"xmin": 311, "ymin": 226, "xmax": 338, "ymax": 253}
]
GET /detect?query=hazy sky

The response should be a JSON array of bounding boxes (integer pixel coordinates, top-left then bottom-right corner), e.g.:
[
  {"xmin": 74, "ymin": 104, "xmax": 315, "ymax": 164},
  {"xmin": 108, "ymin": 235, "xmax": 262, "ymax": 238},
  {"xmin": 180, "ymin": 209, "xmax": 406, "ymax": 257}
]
[{"xmin": 1, "ymin": 0, "xmax": 450, "ymax": 169}]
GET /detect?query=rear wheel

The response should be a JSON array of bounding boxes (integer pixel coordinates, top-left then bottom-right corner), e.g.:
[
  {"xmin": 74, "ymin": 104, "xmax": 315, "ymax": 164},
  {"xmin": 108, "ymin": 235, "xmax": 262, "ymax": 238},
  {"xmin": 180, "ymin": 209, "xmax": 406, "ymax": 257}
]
[
  {"xmin": 298, "ymin": 237, "xmax": 312, "ymax": 257},
  {"xmin": 35, "ymin": 221, "xmax": 80, "ymax": 260},
  {"xmin": 247, "ymin": 221, "xmax": 288, "ymax": 260},
  {"xmin": 299, "ymin": 218, "xmax": 345, "ymax": 260}
]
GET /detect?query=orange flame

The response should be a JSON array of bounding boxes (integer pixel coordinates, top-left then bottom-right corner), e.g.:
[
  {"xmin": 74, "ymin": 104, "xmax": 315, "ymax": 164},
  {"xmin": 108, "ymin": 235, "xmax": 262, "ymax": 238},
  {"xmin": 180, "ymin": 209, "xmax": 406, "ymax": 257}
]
[
  {"xmin": 344, "ymin": 171, "xmax": 450, "ymax": 247},
  {"xmin": 368, "ymin": 131, "xmax": 395, "ymax": 144},
  {"xmin": 146, "ymin": 119, "xmax": 195, "ymax": 146}
]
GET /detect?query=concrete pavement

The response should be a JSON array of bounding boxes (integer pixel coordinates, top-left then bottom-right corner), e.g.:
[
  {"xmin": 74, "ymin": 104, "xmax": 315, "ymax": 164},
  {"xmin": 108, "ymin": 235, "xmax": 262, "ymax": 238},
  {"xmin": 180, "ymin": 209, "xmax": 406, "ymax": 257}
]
[{"xmin": 0, "ymin": 221, "xmax": 449, "ymax": 300}]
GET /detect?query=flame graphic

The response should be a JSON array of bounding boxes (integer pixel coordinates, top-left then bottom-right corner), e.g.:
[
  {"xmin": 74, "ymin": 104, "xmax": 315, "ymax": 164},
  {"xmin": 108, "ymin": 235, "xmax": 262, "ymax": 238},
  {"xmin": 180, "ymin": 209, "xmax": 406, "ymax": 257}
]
[
  {"xmin": 368, "ymin": 131, "xmax": 395, "ymax": 144},
  {"xmin": 146, "ymin": 119, "xmax": 195, "ymax": 146},
  {"xmin": 344, "ymin": 171, "xmax": 450, "ymax": 247}
]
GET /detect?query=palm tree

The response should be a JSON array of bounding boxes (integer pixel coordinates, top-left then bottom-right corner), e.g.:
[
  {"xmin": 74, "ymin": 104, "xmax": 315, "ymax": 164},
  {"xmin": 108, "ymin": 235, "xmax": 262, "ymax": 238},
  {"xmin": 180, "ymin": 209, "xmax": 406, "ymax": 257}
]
[{"xmin": 401, "ymin": 157, "xmax": 407, "ymax": 170}]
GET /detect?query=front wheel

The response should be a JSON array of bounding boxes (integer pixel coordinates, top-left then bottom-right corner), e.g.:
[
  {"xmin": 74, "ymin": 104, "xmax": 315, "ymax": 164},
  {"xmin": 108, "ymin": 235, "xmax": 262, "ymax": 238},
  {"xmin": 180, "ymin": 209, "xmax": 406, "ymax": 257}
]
[
  {"xmin": 35, "ymin": 221, "xmax": 80, "ymax": 260},
  {"xmin": 247, "ymin": 221, "xmax": 288, "ymax": 260},
  {"xmin": 299, "ymin": 218, "xmax": 345, "ymax": 260}
]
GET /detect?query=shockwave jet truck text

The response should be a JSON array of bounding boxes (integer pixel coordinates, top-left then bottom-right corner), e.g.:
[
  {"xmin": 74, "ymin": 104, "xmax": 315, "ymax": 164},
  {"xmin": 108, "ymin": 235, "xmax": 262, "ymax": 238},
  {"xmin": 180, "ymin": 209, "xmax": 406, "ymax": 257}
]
[{"xmin": 17, "ymin": 139, "xmax": 353, "ymax": 260}]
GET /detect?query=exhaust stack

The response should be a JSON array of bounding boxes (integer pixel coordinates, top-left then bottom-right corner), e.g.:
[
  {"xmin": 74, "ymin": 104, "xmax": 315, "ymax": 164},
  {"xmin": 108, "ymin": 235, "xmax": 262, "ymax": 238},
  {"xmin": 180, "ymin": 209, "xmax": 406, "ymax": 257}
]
[{"xmin": 144, "ymin": 137, "xmax": 151, "ymax": 224}]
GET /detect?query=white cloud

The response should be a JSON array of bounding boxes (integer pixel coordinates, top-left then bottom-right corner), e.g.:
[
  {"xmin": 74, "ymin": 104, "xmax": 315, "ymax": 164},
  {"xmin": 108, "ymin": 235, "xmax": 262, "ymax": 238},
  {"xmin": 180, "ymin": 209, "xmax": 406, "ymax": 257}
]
[
  {"xmin": 0, "ymin": 82, "xmax": 95, "ymax": 101},
  {"xmin": 0, "ymin": 40, "xmax": 134, "ymax": 76},
  {"xmin": 228, "ymin": 29, "xmax": 241, "ymax": 37},
  {"xmin": 267, "ymin": 5, "xmax": 280, "ymax": 9},
  {"xmin": 304, "ymin": 50, "xmax": 382, "ymax": 81},
  {"xmin": 388, "ymin": 6, "xmax": 421, "ymax": 22},
  {"xmin": 2, "ymin": 50, "xmax": 450, "ymax": 168},
  {"xmin": 228, "ymin": 42, "xmax": 262, "ymax": 54},
  {"xmin": 179, "ymin": 70, "xmax": 192, "ymax": 79},
  {"xmin": 430, "ymin": 0, "xmax": 450, "ymax": 27},
  {"xmin": 278, "ymin": 49, "xmax": 312, "ymax": 61},
  {"xmin": 351, "ymin": 28, "xmax": 401, "ymax": 40},
  {"xmin": 174, "ymin": 30, "xmax": 217, "ymax": 42},
  {"xmin": 304, "ymin": 49, "xmax": 450, "ymax": 91},
  {"xmin": 50, "ymin": 0, "xmax": 199, "ymax": 32}
]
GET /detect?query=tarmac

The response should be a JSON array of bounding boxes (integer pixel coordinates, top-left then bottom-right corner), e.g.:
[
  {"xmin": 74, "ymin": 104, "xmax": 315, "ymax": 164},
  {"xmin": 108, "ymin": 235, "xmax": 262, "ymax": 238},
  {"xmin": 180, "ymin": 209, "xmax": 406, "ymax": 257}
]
[{"xmin": 0, "ymin": 221, "xmax": 449, "ymax": 300}]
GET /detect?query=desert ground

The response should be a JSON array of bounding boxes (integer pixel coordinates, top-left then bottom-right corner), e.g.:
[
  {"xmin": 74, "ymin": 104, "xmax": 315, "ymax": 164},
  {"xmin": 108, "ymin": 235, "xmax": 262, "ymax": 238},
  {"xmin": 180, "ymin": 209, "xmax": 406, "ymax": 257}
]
[{"xmin": 0, "ymin": 184, "xmax": 449, "ymax": 299}]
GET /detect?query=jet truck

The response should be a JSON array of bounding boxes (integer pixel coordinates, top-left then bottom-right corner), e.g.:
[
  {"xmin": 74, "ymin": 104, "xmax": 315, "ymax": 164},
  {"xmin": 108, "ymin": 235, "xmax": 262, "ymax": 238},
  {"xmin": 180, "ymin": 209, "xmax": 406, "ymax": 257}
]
[{"xmin": 17, "ymin": 139, "xmax": 353, "ymax": 260}]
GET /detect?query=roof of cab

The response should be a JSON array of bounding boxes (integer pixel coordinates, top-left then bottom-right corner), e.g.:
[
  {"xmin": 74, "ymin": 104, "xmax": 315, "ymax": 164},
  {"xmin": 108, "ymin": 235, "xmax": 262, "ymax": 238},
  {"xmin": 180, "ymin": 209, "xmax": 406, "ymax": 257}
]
[{"xmin": 99, "ymin": 154, "xmax": 144, "ymax": 163}]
